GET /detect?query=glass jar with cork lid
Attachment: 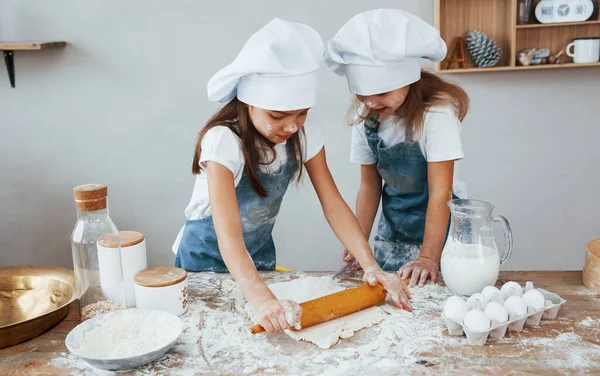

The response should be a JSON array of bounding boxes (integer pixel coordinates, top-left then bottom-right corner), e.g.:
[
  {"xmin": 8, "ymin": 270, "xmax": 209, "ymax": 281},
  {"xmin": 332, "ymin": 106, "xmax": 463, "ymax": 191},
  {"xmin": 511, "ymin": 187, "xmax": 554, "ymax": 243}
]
[{"xmin": 71, "ymin": 184, "xmax": 126, "ymax": 320}]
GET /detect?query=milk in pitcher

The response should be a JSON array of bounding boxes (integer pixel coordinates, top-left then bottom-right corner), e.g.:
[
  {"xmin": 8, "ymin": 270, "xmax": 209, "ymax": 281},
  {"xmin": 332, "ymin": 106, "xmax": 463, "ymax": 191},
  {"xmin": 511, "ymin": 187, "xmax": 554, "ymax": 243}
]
[{"xmin": 441, "ymin": 244, "xmax": 500, "ymax": 296}]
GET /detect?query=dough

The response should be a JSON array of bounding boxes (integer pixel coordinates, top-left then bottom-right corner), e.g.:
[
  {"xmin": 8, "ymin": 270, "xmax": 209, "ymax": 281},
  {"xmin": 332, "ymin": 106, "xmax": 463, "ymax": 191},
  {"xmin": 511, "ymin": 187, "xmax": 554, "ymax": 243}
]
[{"xmin": 246, "ymin": 276, "xmax": 386, "ymax": 349}]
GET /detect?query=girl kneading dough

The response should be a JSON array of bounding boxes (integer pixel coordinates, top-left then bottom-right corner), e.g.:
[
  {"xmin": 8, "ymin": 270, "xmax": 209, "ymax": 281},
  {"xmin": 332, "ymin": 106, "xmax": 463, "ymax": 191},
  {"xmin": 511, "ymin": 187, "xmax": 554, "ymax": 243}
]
[{"xmin": 327, "ymin": 9, "xmax": 470, "ymax": 288}]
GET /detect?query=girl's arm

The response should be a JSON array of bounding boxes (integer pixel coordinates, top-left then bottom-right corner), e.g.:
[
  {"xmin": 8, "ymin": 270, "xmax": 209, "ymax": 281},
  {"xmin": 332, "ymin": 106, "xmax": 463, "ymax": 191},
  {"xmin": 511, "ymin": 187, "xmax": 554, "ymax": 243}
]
[
  {"xmin": 342, "ymin": 164, "xmax": 381, "ymax": 267},
  {"xmin": 400, "ymin": 160, "xmax": 454, "ymax": 287},
  {"xmin": 355, "ymin": 164, "xmax": 383, "ymax": 238},
  {"xmin": 304, "ymin": 149, "xmax": 411, "ymax": 310},
  {"xmin": 207, "ymin": 161, "xmax": 302, "ymax": 332}
]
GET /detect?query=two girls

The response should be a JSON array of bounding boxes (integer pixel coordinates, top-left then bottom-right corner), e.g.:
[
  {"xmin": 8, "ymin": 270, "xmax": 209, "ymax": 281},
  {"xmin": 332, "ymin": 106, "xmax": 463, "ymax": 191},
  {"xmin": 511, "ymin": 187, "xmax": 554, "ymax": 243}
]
[{"xmin": 172, "ymin": 18, "xmax": 410, "ymax": 334}]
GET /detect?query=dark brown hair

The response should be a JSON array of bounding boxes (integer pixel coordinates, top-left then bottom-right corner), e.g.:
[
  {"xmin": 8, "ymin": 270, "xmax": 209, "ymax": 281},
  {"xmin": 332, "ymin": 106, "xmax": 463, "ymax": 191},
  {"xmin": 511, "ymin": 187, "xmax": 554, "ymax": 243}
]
[
  {"xmin": 348, "ymin": 70, "xmax": 469, "ymax": 139},
  {"xmin": 192, "ymin": 98, "xmax": 304, "ymax": 197}
]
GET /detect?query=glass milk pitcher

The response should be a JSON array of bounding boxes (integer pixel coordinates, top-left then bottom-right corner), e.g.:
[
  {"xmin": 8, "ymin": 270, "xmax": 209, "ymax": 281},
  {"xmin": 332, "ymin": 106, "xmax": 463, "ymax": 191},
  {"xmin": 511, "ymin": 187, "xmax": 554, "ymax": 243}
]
[{"xmin": 440, "ymin": 199, "xmax": 513, "ymax": 296}]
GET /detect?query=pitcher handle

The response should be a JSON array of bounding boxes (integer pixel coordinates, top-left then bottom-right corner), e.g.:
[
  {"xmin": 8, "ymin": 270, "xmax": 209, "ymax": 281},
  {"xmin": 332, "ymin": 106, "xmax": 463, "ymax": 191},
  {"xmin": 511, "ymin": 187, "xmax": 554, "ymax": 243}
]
[{"xmin": 493, "ymin": 215, "xmax": 513, "ymax": 264}]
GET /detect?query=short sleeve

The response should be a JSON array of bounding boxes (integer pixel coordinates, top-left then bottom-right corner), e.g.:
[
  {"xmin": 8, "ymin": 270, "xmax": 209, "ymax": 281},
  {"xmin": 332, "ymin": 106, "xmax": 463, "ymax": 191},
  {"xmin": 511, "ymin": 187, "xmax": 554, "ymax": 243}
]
[
  {"xmin": 302, "ymin": 118, "xmax": 324, "ymax": 162},
  {"xmin": 199, "ymin": 126, "xmax": 244, "ymax": 176},
  {"xmin": 350, "ymin": 122, "xmax": 377, "ymax": 165},
  {"xmin": 422, "ymin": 108, "xmax": 464, "ymax": 162}
]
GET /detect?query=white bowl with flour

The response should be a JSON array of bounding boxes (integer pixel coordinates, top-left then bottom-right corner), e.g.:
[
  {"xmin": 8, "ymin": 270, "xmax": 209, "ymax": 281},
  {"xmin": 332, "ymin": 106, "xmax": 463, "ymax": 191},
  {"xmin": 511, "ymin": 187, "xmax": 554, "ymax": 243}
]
[{"xmin": 66, "ymin": 308, "xmax": 182, "ymax": 371}]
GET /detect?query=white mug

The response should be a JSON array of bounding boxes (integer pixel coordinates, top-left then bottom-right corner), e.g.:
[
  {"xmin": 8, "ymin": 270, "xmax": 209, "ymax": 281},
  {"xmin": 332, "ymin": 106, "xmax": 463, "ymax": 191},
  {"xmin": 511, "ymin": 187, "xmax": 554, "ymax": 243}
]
[{"xmin": 566, "ymin": 38, "xmax": 600, "ymax": 64}]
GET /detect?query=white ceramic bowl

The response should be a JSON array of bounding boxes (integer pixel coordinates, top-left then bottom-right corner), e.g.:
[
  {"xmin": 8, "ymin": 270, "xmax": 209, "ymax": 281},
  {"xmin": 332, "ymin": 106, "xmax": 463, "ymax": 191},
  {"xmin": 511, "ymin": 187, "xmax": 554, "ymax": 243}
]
[{"xmin": 66, "ymin": 309, "xmax": 182, "ymax": 371}]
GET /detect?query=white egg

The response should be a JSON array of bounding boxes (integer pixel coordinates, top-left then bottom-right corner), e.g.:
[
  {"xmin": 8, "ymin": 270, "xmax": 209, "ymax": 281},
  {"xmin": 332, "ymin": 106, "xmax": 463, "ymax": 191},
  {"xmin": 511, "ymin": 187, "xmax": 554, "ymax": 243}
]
[
  {"xmin": 504, "ymin": 295, "xmax": 527, "ymax": 317},
  {"xmin": 463, "ymin": 309, "xmax": 491, "ymax": 331},
  {"xmin": 484, "ymin": 301, "xmax": 509, "ymax": 323},
  {"xmin": 443, "ymin": 296, "xmax": 469, "ymax": 323},
  {"xmin": 481, "ymin": 285, "xmax": 500, "ymax": 300},
  {"xmin": 522, "ymin": 289, "xmax": 545, "ymax": 311},
  {"xmin": 500, "ymin": 281, "xmax": 523, "ymax": 297},
  {"xmin": 466, "ymin": 293, "xmax": 489, "ymax": 311}
]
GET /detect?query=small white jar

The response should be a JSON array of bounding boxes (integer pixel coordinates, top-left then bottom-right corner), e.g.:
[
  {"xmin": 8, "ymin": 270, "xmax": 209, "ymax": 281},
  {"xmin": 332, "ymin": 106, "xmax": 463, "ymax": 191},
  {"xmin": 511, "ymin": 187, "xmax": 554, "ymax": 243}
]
[
  {"xmin": 97, "ymin": 231, "xmax": 148, "ymax": 308},
  {"xmin": 134, "ymin": 267, "xmax": 188, "ymax": 316}
]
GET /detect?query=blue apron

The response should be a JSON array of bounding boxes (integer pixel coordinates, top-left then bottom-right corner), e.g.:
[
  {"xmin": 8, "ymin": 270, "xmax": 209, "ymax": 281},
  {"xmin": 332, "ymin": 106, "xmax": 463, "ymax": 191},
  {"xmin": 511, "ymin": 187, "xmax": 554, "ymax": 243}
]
[
  {"xmin": 175, "ymin": 150, "xmax": 298, "ymax": 272},
  {"xmin": 364, "ymin": 115, "xmax": 455, "ymax": 271}
]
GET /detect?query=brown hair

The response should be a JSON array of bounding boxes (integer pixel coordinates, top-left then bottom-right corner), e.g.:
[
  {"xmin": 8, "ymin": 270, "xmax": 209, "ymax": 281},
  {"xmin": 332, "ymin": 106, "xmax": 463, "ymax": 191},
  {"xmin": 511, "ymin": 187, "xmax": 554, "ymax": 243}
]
[
  {"xmin": 192, "ymin": 97, "xmax": 304, "ymax": 198},
  {"xmin": 348, "ymin": 70, "xmax": 469, "ymax": 139}
]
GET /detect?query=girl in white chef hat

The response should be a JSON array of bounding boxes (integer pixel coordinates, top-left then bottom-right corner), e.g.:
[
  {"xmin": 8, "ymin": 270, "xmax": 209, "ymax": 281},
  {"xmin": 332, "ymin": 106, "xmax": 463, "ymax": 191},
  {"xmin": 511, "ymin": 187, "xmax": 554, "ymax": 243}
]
[
  {"xmin": 327, "ymin": 9, "xmax": 470, "ymax": 288},
  {"xmin": 173, "ymin": 18, "xmax": 411, "ymax": 333}
]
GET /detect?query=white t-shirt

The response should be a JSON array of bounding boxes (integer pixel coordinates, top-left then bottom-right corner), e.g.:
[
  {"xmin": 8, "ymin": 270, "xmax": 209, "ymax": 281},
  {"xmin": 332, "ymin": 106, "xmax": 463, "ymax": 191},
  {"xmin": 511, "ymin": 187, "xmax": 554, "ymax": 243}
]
[
  {"xmin": 350, "ymin": 106, "xmax": 467, "ymax": 198},
  {"xmin": 172, "ymin": 119, "xmax": 324, "ymax": 253}
]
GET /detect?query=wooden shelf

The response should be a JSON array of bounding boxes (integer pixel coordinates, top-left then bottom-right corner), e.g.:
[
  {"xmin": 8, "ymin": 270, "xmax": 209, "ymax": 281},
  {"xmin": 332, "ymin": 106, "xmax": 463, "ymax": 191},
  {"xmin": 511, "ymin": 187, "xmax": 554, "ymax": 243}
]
[
  {"xmin": 441, "ymin": 61, "xmax": 600, "ymax": 74},
  {"xmin": 435, "ymin": 0, "xmax": 600, "ymax": 74},
  {"xmin": 0, "ymin": 42, "xmax": 66, "ymax": 50},
  {"xmin": 516, "ymin": 20, "xmax": 600, "ymax": 29},
  {"xmin": 0, "ymin": 41, "xmax": 67, "ymax": 88}
]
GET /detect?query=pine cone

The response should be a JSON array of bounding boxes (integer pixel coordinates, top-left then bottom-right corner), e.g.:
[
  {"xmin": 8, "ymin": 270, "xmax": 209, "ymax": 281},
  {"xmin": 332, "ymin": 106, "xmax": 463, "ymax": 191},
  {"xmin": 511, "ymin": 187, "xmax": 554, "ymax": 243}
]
[{"xmin": 465, "ymin": 30, "xmax": 502, "ymax": 68}]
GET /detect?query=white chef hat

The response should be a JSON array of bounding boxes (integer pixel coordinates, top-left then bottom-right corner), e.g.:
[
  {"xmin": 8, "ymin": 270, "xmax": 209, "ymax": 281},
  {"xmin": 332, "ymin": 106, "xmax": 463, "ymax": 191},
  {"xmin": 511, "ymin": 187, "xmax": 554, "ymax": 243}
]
[
  {"xmin": 207, "ymin": 18, "xmax": 324, "ymax": 111},
  {"xmin": 326, "ymin": 9, "xmax": 447, "ymax": 96}
]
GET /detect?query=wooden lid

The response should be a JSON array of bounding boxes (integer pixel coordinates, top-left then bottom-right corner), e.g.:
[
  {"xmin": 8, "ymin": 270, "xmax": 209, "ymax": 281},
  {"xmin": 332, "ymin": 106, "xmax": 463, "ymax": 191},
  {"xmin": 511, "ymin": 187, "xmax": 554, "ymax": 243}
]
[
  {"xmin": 98, "ymin": 231, "xmax": 145, "ymax": 248},
  {"xmin": 73, "ymin": 184, "xmax": 108, "ymax": 211},
  {"xmin": 134, "ymin": 267, "xmax": 187, "ymax": 287},
  {"xmin": 73, "ymin": 184, "xmax": 107, "ymax": 201}
]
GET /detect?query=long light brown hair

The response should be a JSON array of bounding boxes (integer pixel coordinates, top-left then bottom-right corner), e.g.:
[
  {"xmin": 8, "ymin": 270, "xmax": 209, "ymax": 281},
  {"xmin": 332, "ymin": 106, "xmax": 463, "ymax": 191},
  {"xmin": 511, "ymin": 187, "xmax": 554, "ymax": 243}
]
[
  {"xmin": 348, "ymin": 70, "xmax": 469, "ymax": 139},
  {"xmin": 192, "ymin": 98, "xmax": 304, "ymax": 197}
]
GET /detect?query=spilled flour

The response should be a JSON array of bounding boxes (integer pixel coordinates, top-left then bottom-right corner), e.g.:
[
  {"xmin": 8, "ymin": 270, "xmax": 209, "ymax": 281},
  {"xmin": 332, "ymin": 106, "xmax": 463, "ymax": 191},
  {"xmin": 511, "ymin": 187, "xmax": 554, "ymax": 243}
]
[
  {"xmin": 579, "ymin": 316, "xmax": 599, "ymax": 327},
  {"xmin": 50, "ymin": 273, "xmax": 600, "ymax": 375},
  {"xmin": 52, "ymin": 273, "xmax": 453, "ymax": 375}
]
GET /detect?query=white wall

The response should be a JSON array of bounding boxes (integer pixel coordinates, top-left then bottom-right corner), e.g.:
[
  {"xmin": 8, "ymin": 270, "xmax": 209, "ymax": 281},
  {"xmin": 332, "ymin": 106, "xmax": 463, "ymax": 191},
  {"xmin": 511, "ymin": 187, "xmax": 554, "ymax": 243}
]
[{"xmin": 1, "ymin": 0, "xmax": 599, "ymax": 272}]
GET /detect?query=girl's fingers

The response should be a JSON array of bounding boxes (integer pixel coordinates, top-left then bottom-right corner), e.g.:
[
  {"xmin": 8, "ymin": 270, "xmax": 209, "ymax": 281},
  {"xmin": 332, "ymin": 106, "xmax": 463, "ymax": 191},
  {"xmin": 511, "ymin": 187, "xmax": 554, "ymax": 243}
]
[
  {"xmin": 261, "ymin": 318, "xmax": 275, "ymax": 334},
  {"xmin": 418, "ymin": 269, "xmax": 429, "ymax": 288},
  {"xmin": 390, "ymin": 284, "xmax": 412, "ymax": 311},
  {"xmin": 400, "ymin": 266, "xmax": 412, "ymax": 280},
  {"xmin": 292, "ymin": 306, "xmax": 303, "ymax": 330},
  {"xmin": 276, "ymin": 313, "xmax": 290, "ymax": 331},
  {"xmin": 365, "ymin": 274, "xmax": 378, "ymax": 286},
  {"xmin": 430, "ymin": 269, "xmax": 438, "ymax": 284},
  {"xmin": 409, "ymin": 268, "xmax": 421, "ymax": 287},
  {"xmin": 399, "ymin": 275, "xmax": 412, "ymax": 299},
  {"xmin": 270, "ymin": 318, "xmax": 283, "ymax": 333}
]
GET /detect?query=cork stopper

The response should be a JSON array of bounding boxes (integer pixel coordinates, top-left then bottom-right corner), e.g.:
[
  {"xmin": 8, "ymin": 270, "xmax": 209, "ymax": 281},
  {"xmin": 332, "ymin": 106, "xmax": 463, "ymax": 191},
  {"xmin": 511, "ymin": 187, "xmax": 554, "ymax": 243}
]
[
  {"xmin": 73, "ymin": 184, "xmax": 108, "ymax": 212},
  {"xmin": 134, "ymin": 267, "xmax": 187, "ymax": 288},
  {"xmin": 98, "ymin": 231, "xmax": 145, "ymax": 249}
]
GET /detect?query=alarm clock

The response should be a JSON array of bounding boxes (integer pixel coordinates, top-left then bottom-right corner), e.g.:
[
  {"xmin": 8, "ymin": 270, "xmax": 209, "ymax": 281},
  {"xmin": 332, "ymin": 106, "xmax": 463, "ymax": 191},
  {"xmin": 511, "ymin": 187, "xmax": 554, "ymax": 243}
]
[{"xmin": 535, "ymin": 0, "xmax": 594, "ymax": 23}]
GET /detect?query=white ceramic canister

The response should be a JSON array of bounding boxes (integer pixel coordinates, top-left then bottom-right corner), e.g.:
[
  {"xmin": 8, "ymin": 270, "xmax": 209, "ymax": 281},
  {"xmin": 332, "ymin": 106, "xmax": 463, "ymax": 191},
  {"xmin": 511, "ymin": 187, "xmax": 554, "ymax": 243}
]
[
  {"xmin": 97, "ymin": 231, "xmax": 148, "ymax": 307},
  {"xmin": 134, "ymin": 266, "xmax": 188, "ymax": 316}
]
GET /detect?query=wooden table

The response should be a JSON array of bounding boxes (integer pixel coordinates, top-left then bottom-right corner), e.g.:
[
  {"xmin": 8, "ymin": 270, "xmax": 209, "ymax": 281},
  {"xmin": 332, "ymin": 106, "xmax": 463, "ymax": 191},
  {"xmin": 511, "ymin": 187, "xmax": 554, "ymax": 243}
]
[{"xmin": 1, "ymin": 271, "xmax": 599, "ymax": 375}]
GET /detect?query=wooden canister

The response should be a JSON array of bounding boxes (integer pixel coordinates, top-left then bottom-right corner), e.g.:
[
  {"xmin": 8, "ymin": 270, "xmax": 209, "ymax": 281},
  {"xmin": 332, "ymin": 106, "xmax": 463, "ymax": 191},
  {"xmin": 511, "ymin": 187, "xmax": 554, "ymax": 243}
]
[
  {"xmin": 134, "ymin": 267, "xmax": 188, "ymax": 316},
  {"xmin": 583, "ymin": 239, "xmax": 600, "ymax": 294}
]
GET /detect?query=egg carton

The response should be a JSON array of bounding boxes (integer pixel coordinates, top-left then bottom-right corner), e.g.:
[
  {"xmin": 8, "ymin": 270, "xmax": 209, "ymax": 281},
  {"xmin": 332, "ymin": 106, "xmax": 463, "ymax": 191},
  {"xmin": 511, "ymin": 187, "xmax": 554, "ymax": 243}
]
[{"xmin": 442, "ymin": 282, "xmax": 567, "ymax": 346}]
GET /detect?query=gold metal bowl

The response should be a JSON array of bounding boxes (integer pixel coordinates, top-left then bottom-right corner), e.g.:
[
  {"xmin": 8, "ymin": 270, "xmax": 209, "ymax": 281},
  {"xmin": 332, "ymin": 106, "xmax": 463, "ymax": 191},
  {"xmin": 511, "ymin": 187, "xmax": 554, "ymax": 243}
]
[{"xmin": 0, "ymin": 265, "xmax": 76, "ymax": 349}]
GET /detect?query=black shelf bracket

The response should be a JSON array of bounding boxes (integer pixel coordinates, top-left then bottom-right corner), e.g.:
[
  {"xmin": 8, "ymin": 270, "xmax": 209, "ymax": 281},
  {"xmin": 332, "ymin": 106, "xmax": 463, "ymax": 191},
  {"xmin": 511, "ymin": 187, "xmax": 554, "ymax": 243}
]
[{"xmin": 3, "ymin": 50, "xmax": 15, "ymax": 88}]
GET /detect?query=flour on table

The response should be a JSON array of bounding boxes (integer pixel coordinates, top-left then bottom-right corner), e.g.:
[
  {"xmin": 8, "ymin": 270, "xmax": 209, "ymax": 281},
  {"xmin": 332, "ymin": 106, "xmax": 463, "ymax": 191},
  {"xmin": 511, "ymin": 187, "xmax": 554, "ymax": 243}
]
[
  {"xmin": 52, "ymin": 273, "xmax": 600, "ymax": 375},
  {"xmin": 579, "ymin": 316, "xmax": 599, "ymax": 327},
  {"xmin": 245, "ymin": 276, "xmax": 387, "ymax": 349}
]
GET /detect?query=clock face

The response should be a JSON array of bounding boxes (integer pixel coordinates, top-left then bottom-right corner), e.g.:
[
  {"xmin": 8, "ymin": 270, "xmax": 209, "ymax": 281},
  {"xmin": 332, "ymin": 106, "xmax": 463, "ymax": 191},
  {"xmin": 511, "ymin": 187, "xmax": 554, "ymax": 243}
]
[
  {"xmin": 536, "ymin": 0, "xmax": 593, "ymax": 23},
  {"xmin": 558, "ymin": 4, "xmax": 570, "ymax": 16}
]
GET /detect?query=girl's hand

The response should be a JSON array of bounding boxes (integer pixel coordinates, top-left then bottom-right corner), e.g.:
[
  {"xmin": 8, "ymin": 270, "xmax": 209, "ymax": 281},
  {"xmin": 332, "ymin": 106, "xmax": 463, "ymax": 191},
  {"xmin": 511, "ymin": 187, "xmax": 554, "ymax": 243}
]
[
  {"xmin": 363, "ymin": 266, "xmax": 412, "ymax": 311},
  {"xmin": 342, "ymin": 250, "xmax": 362, "ymax": 270},
  {"xmin": 399, "ymin": 257, "xmax": 439, "ymax": 288},
  {"xmin": 256, "ymin": 299, "xmax": 303, "ymax": 333}
]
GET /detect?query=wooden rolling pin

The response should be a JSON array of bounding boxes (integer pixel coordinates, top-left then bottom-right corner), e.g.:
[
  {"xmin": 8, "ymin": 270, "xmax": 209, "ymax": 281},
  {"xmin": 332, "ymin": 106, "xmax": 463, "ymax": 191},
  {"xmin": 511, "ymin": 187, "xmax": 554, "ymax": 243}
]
[{"xmin": 251, "ymin": 281, "xmax": 407, "ymax": 334}]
